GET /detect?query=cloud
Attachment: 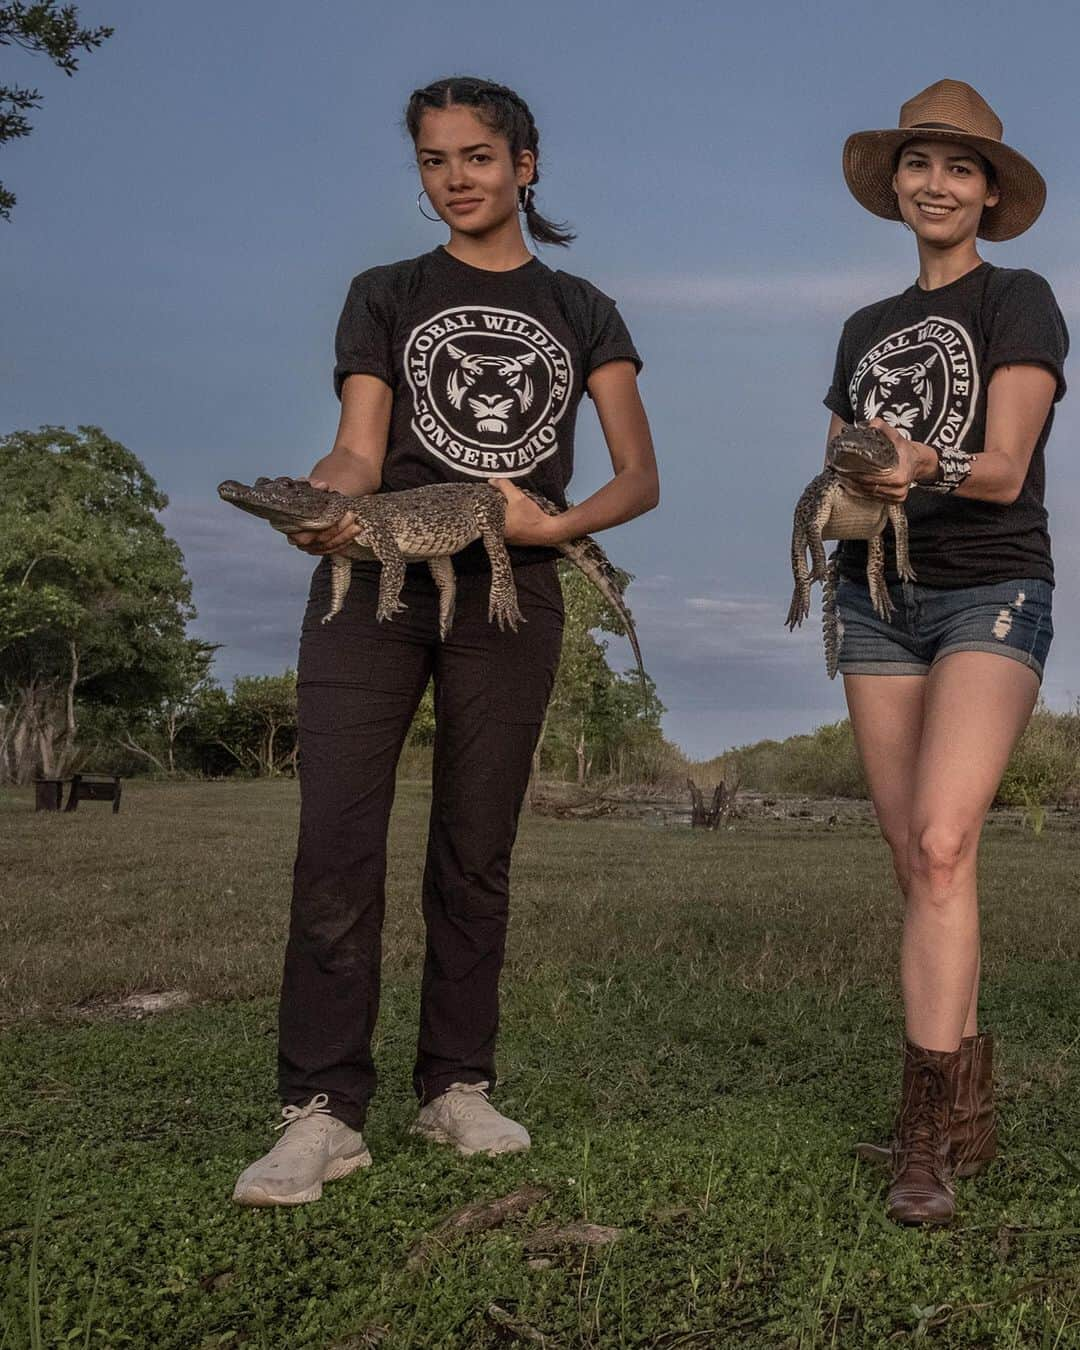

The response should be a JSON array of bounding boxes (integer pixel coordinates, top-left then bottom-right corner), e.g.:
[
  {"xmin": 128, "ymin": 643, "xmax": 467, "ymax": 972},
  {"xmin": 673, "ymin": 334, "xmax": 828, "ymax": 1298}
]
[
  {"xmin": 606, "ymin": 583, "xmax": 839, "ymax": 713},
  {"xmin": 163, "ymin": 497, "xmax": 313, "ymax": 680}
]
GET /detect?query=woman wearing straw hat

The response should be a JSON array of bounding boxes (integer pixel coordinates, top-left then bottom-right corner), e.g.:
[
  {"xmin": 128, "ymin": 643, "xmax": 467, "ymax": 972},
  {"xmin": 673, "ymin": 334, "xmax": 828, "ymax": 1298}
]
[{"xmin": 823, "ymin": 79, "xmax": 1068, "ymax": 1225}]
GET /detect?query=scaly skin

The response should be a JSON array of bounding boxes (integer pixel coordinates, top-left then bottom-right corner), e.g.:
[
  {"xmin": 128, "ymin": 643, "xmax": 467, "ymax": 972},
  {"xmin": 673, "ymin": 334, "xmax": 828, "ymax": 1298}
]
[
  {"xmin": 218, "ymin": 477, "xmax": 648, "ymax": 696},
  {"xmin": 787, "ymin": 425, "xmax": 917, "ymax": 678}
]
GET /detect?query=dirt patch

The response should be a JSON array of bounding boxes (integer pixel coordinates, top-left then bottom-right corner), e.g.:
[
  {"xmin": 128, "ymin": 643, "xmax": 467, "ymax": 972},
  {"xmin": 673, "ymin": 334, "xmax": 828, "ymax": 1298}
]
[
  {"xmin": 72, "ymin": 989, "xmax": 192, "ymax": 1021},
  {"xmin": 530, "ymin": 783, "xmax": 877, "ymax": 828}
]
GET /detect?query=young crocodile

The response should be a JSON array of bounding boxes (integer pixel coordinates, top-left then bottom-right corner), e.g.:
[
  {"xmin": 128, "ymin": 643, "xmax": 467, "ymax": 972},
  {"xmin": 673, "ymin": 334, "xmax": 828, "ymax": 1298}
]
[
  {"xmin": 218, "ymin": 477, "xmax": 647, "ymax": 692},
  {"xmin": 786, "ymin": 424, "xmax": 916, "ymax": 678}
]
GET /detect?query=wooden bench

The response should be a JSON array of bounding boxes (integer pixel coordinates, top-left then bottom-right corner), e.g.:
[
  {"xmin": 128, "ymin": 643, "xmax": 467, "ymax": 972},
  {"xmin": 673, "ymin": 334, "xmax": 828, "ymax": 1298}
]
[
  {"xmin": 36, "ymin": 776, "xmax": 123, "ymax": 812},
  {"xmin": 36, "ymin": 777, "xmax": 122, "ymax": 804},
  {"xmin": 64, "ymin": 774, "xmax": 123, "ymax": 813}
]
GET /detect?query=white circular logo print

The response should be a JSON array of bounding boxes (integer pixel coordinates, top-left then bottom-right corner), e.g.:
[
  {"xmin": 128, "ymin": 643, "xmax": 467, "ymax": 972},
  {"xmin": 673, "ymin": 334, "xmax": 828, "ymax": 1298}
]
[
  {"xmin": 403, "ymin": 306, "xmax": 573, "ymax": 477},
  {"xmin": 849, "ymin": 315, "xmax": 979, "ymax": 452}
]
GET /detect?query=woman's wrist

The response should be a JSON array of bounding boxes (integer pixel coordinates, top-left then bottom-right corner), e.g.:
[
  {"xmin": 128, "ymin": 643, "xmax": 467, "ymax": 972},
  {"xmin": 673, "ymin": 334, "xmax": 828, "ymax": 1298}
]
[
  {"xmin": 308, "ymin": 446, "xmax": 382, "ymax": 497},
  {"xmin": 912, "ymin": 443, "xmax": 942, "ymax": 484},
  {"xmin": 533, "ymin": 510, "xmax": 572, "ymax": 546}
]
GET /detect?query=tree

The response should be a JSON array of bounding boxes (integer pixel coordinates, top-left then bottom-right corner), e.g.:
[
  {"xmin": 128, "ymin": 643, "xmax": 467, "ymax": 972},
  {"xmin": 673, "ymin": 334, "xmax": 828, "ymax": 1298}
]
[
  {"xmin": 102, "ymin": 639, "xmax": 218, "ymax": 774},
  {"xmin": 0, "ymin": 3, "xmax": 113, "ymax": 219},
  {"xmin": 541, "ymin": 564, "xmax": 664, "ymax": 784},
  {"xmin": 0, "ymin": 425, "xmax": 200, "ymax": 783},
  {"xmin": 215, "ymin": 673, "xmax": 298, "ymax": 777}
]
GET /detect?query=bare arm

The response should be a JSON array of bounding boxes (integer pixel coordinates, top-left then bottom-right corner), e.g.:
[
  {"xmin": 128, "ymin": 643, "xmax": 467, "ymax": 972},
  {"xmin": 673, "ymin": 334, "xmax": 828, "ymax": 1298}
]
[
  {"xmin": 959, "ymin": 364, "xmax": 1058, "ymax": 503},
  {"xmin": 841, "ymin": 365, "xmax": 1058, "ymax": 505},
  {"xmin": 289, "ymin": 374, "xmax": 392, "ymax": 555},
  {"xmin": 492, "ymin": 360, "xmax": 659, "ymax": 545}
]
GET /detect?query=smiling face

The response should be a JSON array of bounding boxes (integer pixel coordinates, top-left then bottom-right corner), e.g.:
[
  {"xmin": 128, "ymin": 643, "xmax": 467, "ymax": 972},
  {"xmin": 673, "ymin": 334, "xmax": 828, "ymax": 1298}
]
[
  {"xmin": 891, "ymin": 139, "xmax": 1000, "ymax": 247},
  {"xmin": 415, "ymin": 105, "xmax": 534, "ymax": 239}
]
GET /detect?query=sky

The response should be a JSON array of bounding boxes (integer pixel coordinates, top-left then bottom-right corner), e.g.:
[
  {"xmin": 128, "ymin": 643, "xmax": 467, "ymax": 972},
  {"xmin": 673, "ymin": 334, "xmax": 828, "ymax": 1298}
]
[{"xmin": 5, "ymin": 0, "xmax": 1080, "ymax": 756}]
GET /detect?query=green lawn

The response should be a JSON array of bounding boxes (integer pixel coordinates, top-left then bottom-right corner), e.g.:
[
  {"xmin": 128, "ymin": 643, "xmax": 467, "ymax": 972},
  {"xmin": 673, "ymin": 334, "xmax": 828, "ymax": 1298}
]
[{"xmin": 2, "ymin": 782, "xmax": 1080, "ymax": 1347}]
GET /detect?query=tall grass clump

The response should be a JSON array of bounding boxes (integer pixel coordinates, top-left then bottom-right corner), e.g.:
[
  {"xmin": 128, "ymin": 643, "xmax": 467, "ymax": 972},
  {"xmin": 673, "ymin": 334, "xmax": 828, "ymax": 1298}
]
[
  {"xmin": 723, "ymin": 703, "xmax": 1080, "ymax": 805},
  {"xmin": 997, "ymin": 700, "xmax": 1080, "ymax": 806},
  {"xmin": 727, "ymin": 719, "xmax": 867, "ymax": 798}
]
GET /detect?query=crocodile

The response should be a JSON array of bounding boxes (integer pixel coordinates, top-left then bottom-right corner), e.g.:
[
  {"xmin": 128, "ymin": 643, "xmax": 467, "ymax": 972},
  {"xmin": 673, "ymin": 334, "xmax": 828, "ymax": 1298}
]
[
  {"xmin": 786, "ymin": 424, "xmax": 916, "ymax": 679},
  {"xmin": 218, "ymin": 477, "xmax": 647, "ymax": 693}
]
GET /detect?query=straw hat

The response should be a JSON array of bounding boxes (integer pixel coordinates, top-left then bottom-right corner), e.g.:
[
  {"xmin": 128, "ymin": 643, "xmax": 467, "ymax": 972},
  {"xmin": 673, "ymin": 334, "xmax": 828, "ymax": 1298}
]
[{"xmin": 843, "ymin": 79, "xmax": 1045, "ymax": 241}]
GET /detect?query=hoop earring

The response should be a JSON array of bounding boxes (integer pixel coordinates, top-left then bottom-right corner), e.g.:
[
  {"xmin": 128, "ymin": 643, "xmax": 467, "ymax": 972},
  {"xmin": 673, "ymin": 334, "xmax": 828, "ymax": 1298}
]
[{"xmin": 417, "ymin": 190, "xmax": 441, "ymax": 222}]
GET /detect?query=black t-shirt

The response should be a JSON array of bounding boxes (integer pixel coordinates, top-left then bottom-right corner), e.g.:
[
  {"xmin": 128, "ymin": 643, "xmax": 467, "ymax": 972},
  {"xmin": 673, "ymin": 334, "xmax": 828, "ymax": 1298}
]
[
  {"xmin": 824, "ymin": 262, "xmax": 1068, "ymax": 587},
  {"xmin": 334, "ymin": 245, "xmax": 641, "ymax": 569}
]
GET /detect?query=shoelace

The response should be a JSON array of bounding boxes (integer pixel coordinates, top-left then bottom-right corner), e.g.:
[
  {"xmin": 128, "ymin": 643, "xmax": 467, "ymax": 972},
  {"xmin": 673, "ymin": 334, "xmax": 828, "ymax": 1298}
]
[
  {"xmin": 274, "ymin": 1092, "xmax": 332, "ymax": 1131},
  {"xmin": 894, "ymin": 1065, "xmax": 950, "ymax": 1181},
  {"xmin": 443, "ymin": 1082, "xmax": 494, "ymax": 1119}
]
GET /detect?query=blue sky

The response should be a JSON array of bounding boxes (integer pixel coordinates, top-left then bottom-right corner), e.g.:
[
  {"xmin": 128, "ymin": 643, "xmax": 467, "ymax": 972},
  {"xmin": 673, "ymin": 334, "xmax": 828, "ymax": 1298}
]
[{"xmin": 6, "ymin": 0, "xmax": 1080, "ymax": 754}]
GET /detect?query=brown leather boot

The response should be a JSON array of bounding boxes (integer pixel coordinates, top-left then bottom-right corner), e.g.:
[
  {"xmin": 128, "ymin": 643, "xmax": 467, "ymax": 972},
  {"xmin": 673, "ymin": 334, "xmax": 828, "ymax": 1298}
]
[
  {"xmin": 950, "ymin": 1032, "xmax": 996, "ymax": 1178},
  {"xmin": 857, "ymin": 1033, "xmax": 996, "ymax": 1177},
  {"xmin": 885, "ymin": 1040, "xmax": 960, "ymax": 1226}
]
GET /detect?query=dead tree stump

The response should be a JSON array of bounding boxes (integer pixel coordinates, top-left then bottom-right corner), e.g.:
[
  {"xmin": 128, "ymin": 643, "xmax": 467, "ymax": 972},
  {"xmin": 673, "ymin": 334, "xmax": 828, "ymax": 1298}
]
[{"xmin": 687, "ymin": 773, "xmax": 740, "ymax": 829}]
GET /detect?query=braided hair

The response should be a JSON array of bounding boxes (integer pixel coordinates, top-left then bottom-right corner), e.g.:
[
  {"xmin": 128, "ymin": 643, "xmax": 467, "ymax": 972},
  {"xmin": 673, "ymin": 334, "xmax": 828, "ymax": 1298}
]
[{"xmin": 405, "ymin": 76, "xmax": 575, "ymax": 247}]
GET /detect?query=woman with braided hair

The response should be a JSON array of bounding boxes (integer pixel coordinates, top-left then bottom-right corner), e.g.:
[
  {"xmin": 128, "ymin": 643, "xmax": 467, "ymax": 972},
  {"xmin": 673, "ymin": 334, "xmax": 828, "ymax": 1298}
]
[{"xmin": 233, "ymin": 76, "xmax": 658, "ymax": 1205}]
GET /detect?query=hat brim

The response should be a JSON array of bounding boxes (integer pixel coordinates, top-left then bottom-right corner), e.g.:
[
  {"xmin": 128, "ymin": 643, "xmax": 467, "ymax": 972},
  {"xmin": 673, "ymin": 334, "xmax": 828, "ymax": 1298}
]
[{"xmin": 843, "ymin": 128, "xmax": 1046, "ymax": 242}]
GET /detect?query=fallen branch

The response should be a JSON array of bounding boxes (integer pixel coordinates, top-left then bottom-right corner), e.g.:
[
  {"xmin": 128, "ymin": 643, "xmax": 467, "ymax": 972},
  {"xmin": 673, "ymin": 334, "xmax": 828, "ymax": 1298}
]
[
  {"xmin": 486, "ymin": 1302, "xmax": 554, "ymax": 1345},
  {"xmin": 406, "ymin": 1184, "xmax": 550, "ymax": 1270},
  {"xmin": 521, "ymin": 1222, "xmax": 623, "ymax": 1252}
]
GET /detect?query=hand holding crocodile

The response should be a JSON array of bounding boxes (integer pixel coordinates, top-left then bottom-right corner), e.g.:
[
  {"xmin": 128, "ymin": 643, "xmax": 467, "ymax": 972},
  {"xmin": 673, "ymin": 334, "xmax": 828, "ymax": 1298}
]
[
  {"xmin": 841, "ymin": 419, "xmax": 937, "ymax": 503},
  {"xmin": 787, "ymin": 423, "xmax": 918, "ymax": 678}
]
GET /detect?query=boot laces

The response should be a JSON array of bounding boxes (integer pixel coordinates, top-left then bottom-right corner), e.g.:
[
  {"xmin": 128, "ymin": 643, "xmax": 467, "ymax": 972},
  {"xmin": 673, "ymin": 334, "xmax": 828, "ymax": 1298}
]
[{"xmin": 894, "ymin": 1063, "xmax": 950, "ymax": 1181}]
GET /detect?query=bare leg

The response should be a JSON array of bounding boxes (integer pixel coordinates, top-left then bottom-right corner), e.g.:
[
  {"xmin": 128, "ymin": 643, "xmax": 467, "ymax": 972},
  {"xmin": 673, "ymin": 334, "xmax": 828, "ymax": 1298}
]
[
  {"xmin": 902, "ymin": 653, "xmax": 1038, "ymax": 1051},
  {"xmin": 844, "ymin": 672, "xmax": 926, "ymax": 893}
]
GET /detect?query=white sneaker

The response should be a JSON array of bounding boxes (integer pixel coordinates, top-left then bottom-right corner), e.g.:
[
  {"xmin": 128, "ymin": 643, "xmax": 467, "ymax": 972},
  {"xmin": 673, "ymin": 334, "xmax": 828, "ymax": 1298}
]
[
  {"xmin": 410, "ymin": 1081, "xmax": 531, "ymax": 1157},
  {"xmin": 232, "ymin": 1093, "xmax": 372, "ymax": 1206}
]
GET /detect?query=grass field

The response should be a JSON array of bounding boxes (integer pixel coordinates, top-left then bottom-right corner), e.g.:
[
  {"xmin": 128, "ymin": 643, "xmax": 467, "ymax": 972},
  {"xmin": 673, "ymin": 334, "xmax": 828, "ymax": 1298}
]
[{"xmin": 3, "ymin": 781, "xmax": 1080, "ymax": 1348}]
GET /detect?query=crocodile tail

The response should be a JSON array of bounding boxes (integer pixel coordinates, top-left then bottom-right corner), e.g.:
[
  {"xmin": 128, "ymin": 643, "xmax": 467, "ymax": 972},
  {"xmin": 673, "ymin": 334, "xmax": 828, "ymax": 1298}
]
[
  {"xmin": 823, "ymin": 552, "xmax": 840, "ymax": 680},
  {"xmin": 521, "ymin": 489, "xmax": 648, "ymax": 698}
]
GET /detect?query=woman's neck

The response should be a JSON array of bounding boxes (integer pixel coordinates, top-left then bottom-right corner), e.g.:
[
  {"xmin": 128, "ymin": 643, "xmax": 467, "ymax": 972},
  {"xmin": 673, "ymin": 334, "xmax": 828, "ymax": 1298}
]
[
  {"xmin": 444, "ymin": 216, "xmax": 533, "ymax": 272},
  {"xmin": 915, "ymin": 238, "xmax": 985, "ymax": 291}
]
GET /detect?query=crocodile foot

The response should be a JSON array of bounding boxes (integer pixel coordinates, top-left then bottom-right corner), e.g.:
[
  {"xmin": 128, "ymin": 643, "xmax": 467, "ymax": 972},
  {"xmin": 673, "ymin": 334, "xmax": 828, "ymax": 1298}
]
[
  {"xmin": 376, "ymin": 598, "xmax": 409, "ymax": 625},
  {"xmin": 488, "ymin": 591, "xmax": 524, "ymax": 633},
  {"xmin": 785, "ymin": 585, "xmax": 811, "ymax": 631}
]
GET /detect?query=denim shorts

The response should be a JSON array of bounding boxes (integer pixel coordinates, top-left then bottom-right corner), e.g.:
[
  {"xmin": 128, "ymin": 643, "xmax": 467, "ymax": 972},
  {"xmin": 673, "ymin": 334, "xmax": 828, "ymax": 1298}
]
[{"xmin": 836, "ymin": 576, "xmax": 1053, "ymax": 681}]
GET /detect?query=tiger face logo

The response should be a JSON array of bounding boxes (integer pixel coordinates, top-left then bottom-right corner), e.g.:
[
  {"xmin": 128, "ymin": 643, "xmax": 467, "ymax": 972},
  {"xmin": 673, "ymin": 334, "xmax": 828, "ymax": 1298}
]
[
  {"xmin": 862, "ymin": 353, "xmax": 939, "ymax": 436},
  {"xmin": 404, "ymin": 306, "xmax": 573, "ymax": 477},
  {"xmin": 445, "ymin": 345, "xmax": 538, "ymax": 434},
  {"xmin": 849, "ymin": 316, "xmax": 979, "ymax": 453}
]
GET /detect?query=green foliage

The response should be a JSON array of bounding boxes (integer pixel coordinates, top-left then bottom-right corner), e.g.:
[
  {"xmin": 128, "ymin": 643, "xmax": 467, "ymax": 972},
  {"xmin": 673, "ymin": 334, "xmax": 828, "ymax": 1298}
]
[
  {"xmin": 997, "ymin": 701, "xmax": 1080, "ymax": 807},
  {"xmin": 0, "ymin": 426, "xmax": 199, "ymax": 781},
  {"xmin": 730, "ymin": 718, "xmax": 868, "ymax": 798},
  {"xmin": 729, "ymin": 703, "xmax": 1080, "ymax": 806},
  {"xmin": 217, "ymin": 672, "xmax": 298, "ymax": 777},
  {"xmin": 0, "ymin": 3, "xmax": 114, "ymax": 219},
  {"xmin": 407, "ymin": 681, "xmax": 436, "ymax": 746},
  {"xmin": 541, "ymin": 563, "xmax": 667, "ymax": 782}
]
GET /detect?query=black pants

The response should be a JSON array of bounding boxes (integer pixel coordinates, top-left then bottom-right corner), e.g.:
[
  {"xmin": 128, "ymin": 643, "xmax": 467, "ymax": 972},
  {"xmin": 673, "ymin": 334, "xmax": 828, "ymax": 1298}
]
[{"xmin": 277, "ymin": 558, "xmax": 564, "ymax": 1129}]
